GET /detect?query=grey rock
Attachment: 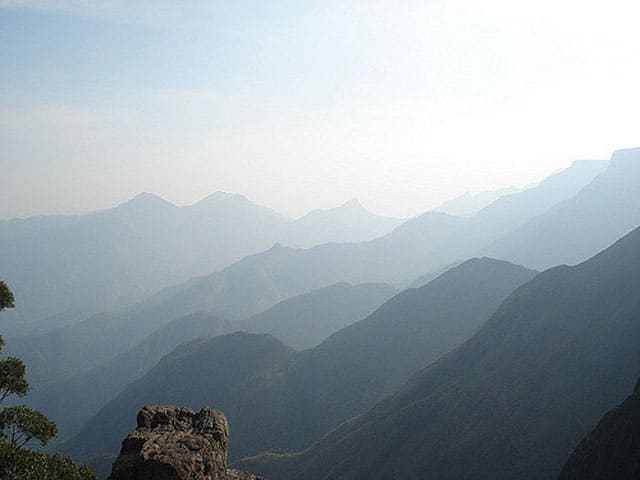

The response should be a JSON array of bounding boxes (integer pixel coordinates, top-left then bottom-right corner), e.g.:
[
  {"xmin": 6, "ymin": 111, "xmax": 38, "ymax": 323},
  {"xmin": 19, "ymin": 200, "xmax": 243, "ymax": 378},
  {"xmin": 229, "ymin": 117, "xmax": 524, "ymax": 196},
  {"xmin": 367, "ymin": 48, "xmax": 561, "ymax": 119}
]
[{"xmin": 108, "ymin": 406, "xmax": 262, "ymax": 480}]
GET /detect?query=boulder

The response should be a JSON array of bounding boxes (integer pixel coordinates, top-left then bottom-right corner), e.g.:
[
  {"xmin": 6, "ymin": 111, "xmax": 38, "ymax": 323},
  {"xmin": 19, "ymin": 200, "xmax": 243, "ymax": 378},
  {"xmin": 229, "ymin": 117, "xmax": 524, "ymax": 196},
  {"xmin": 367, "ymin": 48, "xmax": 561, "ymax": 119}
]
[{"xmin": 108, "ymin": 406, "xmax": 262, "ymax": 480}]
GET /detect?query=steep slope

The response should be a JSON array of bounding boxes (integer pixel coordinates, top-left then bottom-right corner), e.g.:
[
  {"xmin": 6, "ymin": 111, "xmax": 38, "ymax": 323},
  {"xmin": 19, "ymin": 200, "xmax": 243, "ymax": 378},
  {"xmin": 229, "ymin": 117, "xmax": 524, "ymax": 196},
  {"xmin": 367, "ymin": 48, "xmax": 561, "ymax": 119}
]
[
  {"xmin": 65, "ymin": 332, "xmax": 297, "ymax": 462},
  {"xmin": 284, "ymin": 199, "xmax": 402, "ymax": 247},
  {"xmin": 26, "ymin": 312, "xmax": 233, "ymax": 441},
  {"xmin": 236, "ymin": 282, "xmax": 396, "ymax": 350},
  {"xmin": 242, "ymin": 225, "xmax": 640, "ymax": 480},
  {"xmin": 64, "ymin": 258, "xmax": 535, "ymax": 464},
  {"xmin": 486, "ymin": 148, "xmax": 640, "ymax": 269},
  {"xmin": 26, "ymin": 283, "xmax": 393, "ymax": 440},
  {"xmin": 557, "ymin": 376, "xmax": 640, "ymax": 480}
]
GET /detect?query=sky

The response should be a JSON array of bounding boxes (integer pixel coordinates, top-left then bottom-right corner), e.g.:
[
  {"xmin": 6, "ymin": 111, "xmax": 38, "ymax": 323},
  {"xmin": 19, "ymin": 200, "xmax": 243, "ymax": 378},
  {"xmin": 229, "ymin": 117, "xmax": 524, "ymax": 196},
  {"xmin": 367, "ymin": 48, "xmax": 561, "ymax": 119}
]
[{"xmin": 1, "ymin": 0, "xmax": 639, "ymax": 219}]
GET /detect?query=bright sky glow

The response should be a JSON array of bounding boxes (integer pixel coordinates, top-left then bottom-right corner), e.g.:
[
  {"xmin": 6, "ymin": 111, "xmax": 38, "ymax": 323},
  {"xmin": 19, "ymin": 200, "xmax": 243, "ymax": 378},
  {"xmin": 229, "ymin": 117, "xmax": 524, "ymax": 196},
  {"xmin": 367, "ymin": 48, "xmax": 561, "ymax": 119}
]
[{"xmin": 1, "ymin": 0, "xmax": 639, "ymax": 218}]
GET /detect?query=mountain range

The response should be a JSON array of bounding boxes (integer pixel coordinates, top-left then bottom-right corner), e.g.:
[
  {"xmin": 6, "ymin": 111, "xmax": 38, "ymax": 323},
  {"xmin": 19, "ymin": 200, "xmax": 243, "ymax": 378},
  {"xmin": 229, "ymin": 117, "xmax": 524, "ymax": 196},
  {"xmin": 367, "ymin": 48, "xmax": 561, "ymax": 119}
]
[
  {"xmin": 238, "ymin": 224, "xmax": 640, "ymax": 480},
  {"xmin": 485, "ymin": 148, "xmax": 640, "ymax": 270},
  {"xmin": 5, "ymin": 152, "xmax": 622, "ymax": 437},
  {"xmin": 3, "ymin": 148, "xmax": 639, "ymax": 480},
  {"xmin": 24, "ymin": 282, "xmax": 395, "ymax": 441},
  {"xmin": 63, "ymin": 257, "xmax": 535, "ymax": 466},
  {"xmin": 0, "ymin": 193, "xmax": 401, "ymax": 332}
]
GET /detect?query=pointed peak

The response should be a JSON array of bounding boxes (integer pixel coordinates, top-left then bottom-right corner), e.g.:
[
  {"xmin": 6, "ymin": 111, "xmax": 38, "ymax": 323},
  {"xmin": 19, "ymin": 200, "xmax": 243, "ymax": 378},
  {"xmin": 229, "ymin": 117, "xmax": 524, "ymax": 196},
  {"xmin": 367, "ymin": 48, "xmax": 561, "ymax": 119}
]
[
  {"xmin": 341, "ymin": 198, "xmax": 364, "ymax": 209},
  {"xmin": 119, "ymin": 192, "xmax": 175, "ymax": 210}
]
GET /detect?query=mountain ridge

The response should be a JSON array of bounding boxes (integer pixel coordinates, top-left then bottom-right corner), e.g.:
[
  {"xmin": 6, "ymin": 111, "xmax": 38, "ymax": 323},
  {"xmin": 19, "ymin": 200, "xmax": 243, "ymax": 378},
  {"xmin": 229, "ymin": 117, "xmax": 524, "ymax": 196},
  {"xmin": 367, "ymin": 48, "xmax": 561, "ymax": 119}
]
[{"xmin": 239, "ymin": 225, "xmax": 640, "ymax": 480}]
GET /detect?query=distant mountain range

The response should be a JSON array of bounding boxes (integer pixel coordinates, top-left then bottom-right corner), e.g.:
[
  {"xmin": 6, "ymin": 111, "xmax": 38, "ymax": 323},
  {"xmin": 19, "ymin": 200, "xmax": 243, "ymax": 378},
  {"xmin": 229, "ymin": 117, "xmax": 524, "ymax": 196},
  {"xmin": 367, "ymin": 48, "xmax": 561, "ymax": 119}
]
[
  {"xmin": 75, "ymin": 155, "xmax": 605, "ymax": 329},
  {"xmin": 485, "ymin": 148, "xmax": 640, "ymax": 269},
  {"xmin": 5, "ymin": 152, "xmax": 621, "ymax": 424},
  {"xmin": 0, "ymin": 193, "xmax": 401, "ymax": 331},
  {"xmin": 4, "ymin": 148, "xmax": 640, "ymax": 480},
  {"xmin": 62, "ymin": 257, "xmax": 535, "ymax": 466},
  {"xmin": 238, "ymin": 224, "xmax": 640, "ymax": 480},
  {"xmin": 434, "ymin": 186, "xmax": 521, "ymax": 217}
]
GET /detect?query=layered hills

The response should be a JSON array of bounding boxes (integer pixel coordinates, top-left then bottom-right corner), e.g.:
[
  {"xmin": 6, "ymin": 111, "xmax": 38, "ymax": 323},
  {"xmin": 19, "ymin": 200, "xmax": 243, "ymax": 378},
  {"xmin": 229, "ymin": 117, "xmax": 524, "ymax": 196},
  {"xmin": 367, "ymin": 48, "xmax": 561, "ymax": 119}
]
[
  {"xmin": 25, "ymin": 282, "xmax": 395, "ymax": 440},
  {"xmin": 63, "ymin": 258, "xmax": 535, "ymax": 465},
  {"xmin": 5, "ymin": 157, "xmax": 611, "ymax": 389},
  {"xmin": 0, "ymin": 192, "xmax": 400, "ymax": 331},
  {"xmin": 235, "ymin": 281, "xmax": 396, "ymax": 350},
  {"xmin": 485, "ymin": 148, "xmax": 640, "ymax": 269},
  {"xmin": 239, "ymin": 224, "xmax": 640, "ymax": 480}
]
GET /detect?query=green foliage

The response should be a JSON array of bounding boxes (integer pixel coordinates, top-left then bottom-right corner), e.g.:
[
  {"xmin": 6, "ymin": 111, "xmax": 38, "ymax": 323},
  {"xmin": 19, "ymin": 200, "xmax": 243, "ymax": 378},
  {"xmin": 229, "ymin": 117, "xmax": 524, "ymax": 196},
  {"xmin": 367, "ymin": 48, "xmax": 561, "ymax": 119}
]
[
  {"xmin": 45, "ymin": 452, "xmax": 98, "ymax": 480},
  {"xmin": 0, "ymin": 281, "xmax": 15, "ymax": 312},
  {"xmin": 0, "ymin": 280, "xmax": 96, "ymax": 479},
  {"xmin": 0, "ymin": 440, "xmax": 96, "ymax": 480},
  {"xmin": 0, "ymin": 406, "xmax": 57, "ymax": 447},
  {"xmin": 0, "ymin": 355, "xmax": 29, "ymax": 402}
]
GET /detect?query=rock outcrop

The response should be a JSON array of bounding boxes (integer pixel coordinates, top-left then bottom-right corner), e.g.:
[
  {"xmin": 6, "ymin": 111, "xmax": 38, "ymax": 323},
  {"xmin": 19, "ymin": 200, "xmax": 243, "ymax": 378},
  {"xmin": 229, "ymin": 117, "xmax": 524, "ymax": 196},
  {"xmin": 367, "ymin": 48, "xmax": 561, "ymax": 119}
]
[{"xmin": 108, "ymin": 405, "xmax": 262, "ymax": 480}]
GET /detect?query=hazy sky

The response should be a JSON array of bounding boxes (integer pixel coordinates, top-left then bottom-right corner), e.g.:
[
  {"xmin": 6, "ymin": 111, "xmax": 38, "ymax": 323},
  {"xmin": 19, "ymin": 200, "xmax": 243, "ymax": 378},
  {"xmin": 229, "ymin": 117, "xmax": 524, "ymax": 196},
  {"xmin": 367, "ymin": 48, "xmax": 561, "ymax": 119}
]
[{"xmin": 1, "ymin": 0, "xmax": 639, "ymax": 219}]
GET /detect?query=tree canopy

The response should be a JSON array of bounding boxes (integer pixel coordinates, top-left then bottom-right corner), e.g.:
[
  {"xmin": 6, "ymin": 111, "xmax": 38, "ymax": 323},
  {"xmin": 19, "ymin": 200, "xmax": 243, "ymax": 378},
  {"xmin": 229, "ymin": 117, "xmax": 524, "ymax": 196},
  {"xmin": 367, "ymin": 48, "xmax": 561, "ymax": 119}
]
[
  {"xmin": 0, "ymin": 279, "xmax": 95, "ymax": 480},
  {"xmin": 0, "ymin": 281, "xmax": 15, "ymax": 312}
]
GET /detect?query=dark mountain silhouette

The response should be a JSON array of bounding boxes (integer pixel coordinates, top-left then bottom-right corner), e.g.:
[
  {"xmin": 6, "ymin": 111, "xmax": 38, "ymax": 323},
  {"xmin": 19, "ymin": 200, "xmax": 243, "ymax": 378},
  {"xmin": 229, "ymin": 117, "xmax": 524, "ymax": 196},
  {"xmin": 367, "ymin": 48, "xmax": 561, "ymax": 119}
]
[
  {"xmin": 0, "ymin": 191, "xmax": 401, "ymax": 332},
  {"xmin": 25, "ymin": 282, "xmax": 394, "ymax": 442},
  {"xmin": 65, "ymin": 332, "xmax": 297, "ymax": 463},
  {"xmin": 558, "ymin": 376, "xmax": 640, "ymax": 480},
  {"xmin": 485, "ymin": 148, "xmax": 640, "ymax": 269},
  {"xmin": 26, "ymin": 312, "xmax": 233, "ymax": 441},
  {"xmin": 240, "ymin": 225, "xmax": 640, "ymax": 480},
  {"xmin": 63, "ymin": 258, "xmax": 535, "ymax": 465},
  {"xmin": 236, "ymin": 282, "xmax": 396, "ymax": 350}
]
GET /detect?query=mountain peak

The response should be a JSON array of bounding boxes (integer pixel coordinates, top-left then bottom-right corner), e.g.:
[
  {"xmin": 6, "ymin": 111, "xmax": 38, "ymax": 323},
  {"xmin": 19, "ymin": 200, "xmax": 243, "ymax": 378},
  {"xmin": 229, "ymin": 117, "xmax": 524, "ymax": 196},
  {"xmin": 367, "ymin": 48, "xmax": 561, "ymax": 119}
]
[
  {"xmin": 118, "ymin": 192, "xmax": 175, "ymax": 211},
  {"xmin": 195, "ymin": 191, "xmax": 250, "ymax": 206},
  {"xmin": 340, "ymin": 198, "xmax": 364, "ymax": 210}
]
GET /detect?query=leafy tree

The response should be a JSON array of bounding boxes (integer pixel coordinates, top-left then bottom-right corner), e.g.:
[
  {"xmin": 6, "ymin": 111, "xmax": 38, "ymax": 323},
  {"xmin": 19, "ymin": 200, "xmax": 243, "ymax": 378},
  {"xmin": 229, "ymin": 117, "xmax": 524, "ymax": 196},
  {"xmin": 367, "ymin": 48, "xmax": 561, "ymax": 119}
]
[
  {"xmin": 0, "ymin": 280, "xmax": 15, "ymax": 311},
  {"xmin": 0, "ymin": 280, "xmax": 96, "ymax": 480},
  {"xmin": 0, "ymin": 345, "xmax": 29, "ymax": 403},
  {"xmin": 0, "ymin": 406, "xmax": 57, "ymax": 448}
]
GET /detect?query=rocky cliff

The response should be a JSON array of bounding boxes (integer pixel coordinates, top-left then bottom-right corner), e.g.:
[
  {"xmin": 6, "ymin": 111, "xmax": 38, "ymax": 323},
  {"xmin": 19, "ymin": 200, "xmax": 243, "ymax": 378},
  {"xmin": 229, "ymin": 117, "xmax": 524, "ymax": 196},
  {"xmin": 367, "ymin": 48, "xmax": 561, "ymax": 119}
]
[{"xmin": 108, "ymin": 406, "xmax": 262, "ymax": 480}]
